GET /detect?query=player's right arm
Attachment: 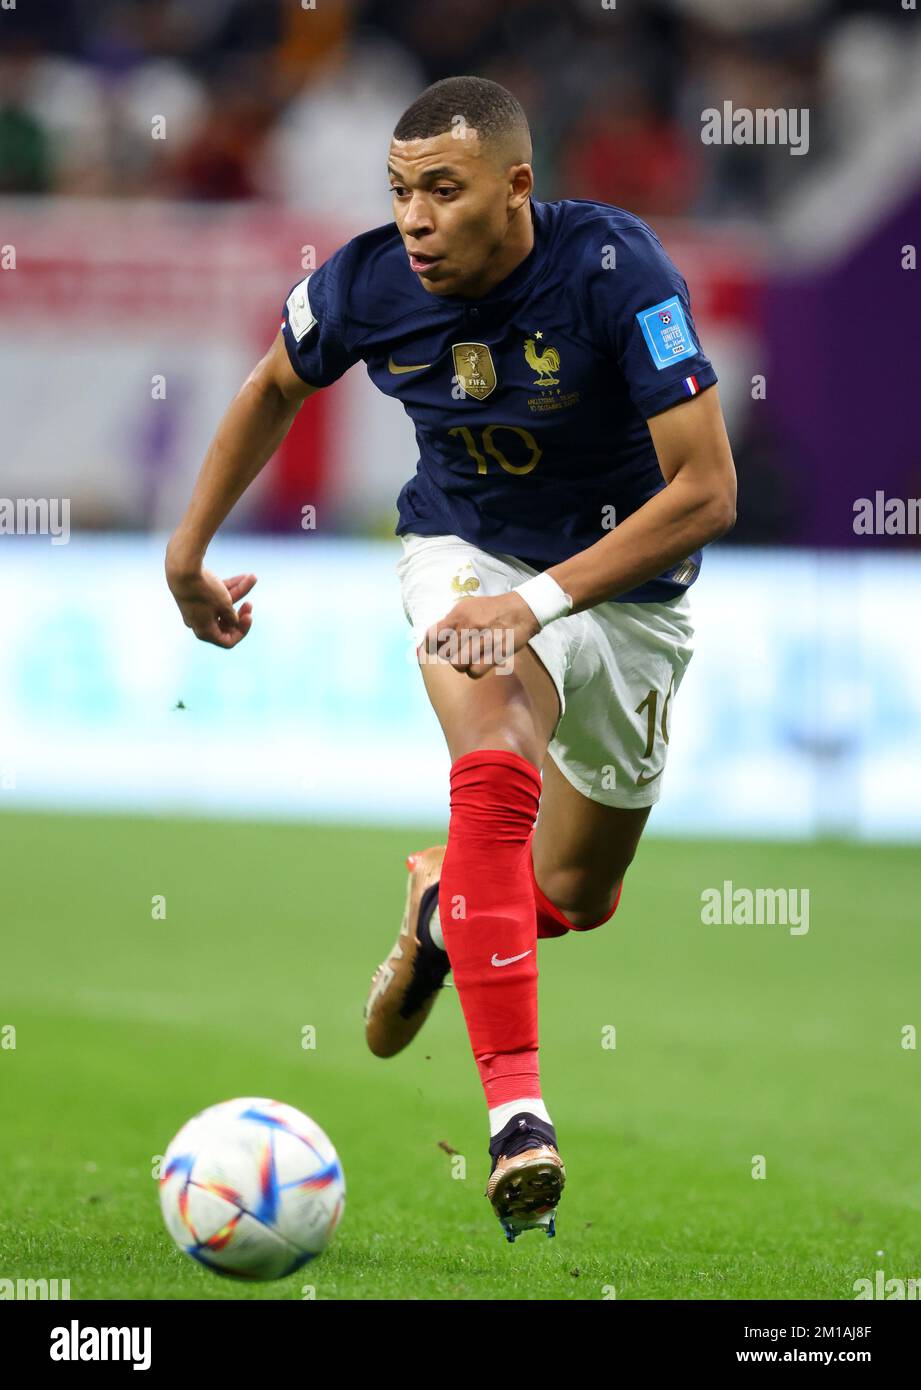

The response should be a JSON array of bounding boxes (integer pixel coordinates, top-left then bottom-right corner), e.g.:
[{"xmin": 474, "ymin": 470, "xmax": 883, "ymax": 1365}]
[{"xmin": 165, "ymin": 332, "xmax": 318, "ymax": 648}]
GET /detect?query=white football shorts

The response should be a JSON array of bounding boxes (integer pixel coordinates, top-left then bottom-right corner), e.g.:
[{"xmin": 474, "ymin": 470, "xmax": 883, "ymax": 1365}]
[{"xmin": 395, "ymin": 532, "xmax": 694, "ymax": 809}]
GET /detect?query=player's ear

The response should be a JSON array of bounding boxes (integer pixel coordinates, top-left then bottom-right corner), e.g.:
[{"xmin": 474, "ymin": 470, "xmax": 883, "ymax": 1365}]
[{"xmin": 507, "ymin": 164, "xmax": 533, "ymax": 209}]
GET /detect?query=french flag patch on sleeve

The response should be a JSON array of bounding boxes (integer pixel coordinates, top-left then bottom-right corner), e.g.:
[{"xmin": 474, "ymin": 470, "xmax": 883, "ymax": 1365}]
[{"xmin": 682, "ymin": 375, "xmax": 700, "ymax": 397}]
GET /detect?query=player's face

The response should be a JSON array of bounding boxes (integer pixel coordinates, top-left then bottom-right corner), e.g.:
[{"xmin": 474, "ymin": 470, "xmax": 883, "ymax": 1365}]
[{"xmin": 388, "ymin": 132, "xmax": 530, "ymax": 297}]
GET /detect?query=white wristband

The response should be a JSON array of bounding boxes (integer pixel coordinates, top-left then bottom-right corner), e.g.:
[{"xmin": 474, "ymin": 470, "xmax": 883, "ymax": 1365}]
[{"xmin": 513, "ymin": 572, "xmax": 573, "ymax": 629}]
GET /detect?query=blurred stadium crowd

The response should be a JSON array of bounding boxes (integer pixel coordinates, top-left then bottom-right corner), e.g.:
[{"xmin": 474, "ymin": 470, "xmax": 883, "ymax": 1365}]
[
  {"xmin": 0, "ymin": 0, "xmax": 910, "ymax": 218},
  {"xmin": 1, "ymin": 0, "xmax": 918, "ymax": 554}
]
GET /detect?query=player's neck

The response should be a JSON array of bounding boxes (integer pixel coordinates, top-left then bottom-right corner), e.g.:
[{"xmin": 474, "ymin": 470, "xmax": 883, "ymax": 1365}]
[{"xmin": 458, "ymin": 201, "xmax": 535, "ymax": 300}]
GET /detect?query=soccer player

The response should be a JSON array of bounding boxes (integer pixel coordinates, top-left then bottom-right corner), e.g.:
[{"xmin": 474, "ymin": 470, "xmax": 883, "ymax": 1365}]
[{"xmin": 166, "ymin": 76, "xmax": 736, "ymax": 1242}]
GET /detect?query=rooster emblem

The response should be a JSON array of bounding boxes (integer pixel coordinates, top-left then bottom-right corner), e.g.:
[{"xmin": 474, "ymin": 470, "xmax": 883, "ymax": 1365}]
[
  {"xmin": 451, "ymin": 563, "xmax": 481, "ymax": 595},
  {"xmin": 524, "ymin": 334, "xmax": 560, "ymax": 387}
]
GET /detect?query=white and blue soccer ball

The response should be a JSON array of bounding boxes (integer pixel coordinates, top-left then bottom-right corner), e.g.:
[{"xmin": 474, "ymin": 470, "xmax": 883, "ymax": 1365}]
[{"xmin": 159, "ymin": 1097, "xmax": 345, "ymax": 1280}]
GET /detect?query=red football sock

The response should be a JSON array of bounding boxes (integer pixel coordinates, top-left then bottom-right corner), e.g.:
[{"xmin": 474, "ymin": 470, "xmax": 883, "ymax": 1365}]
[
  {"xmin": 528, "ymin": 832, "xmax": 624, "ymax": 934},
  {"xmin": 439, "ymin": 749, "xmax": 543, "ymax": 1109}
]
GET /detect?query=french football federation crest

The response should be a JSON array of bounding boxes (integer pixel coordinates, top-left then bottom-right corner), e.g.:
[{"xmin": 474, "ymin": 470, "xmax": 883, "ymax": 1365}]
[
  {"xmin": 451, "ymin": 561, "xmax": 481, "ymax": 596},
  {"xmin": 524, "ymin": 333, "xmax": 560, "ymax": 387},
  {"xmin": 452, "ymin": 342, "xmax": 496, "ymax": 400}
]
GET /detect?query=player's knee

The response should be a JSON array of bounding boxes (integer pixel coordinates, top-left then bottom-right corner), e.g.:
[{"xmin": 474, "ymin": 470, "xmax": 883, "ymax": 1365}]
[{"xmin": 450, "ymin": 723, "xmax": 543, "ymax": 769}]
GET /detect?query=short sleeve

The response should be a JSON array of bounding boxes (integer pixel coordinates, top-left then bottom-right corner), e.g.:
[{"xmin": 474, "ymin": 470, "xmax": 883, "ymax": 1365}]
[
  {"xmin": 584, "ymin": 219, "xmax": 717, "ymax": 419},
  {"xmin": 280, "ymin": 246, "xmax": 362, "ymax": 388}
]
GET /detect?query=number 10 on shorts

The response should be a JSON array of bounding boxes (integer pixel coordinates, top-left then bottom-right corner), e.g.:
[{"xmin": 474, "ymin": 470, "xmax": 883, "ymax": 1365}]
[{"xmin": 634, "ymin": 679, "xmax": 673, "ymax": 787}]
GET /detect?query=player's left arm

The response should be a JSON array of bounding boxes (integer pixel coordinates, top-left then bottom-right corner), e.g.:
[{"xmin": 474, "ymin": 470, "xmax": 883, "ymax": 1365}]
[
  {"xmin": 547, "ymin": 382, "xmax": 736, "ymax": 613},
  {"xmin": 422, "ymin": 219, "xmax": 736, "ymax": 675}
]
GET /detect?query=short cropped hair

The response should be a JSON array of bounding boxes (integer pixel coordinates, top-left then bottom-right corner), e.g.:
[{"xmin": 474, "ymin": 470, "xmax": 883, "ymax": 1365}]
[{"xmin": 393, "ymin": 76, "xmax": 532, "ymax": 166}]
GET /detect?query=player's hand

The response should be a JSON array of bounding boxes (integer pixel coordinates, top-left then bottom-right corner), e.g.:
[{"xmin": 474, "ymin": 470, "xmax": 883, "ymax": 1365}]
[
  {"xmin": 166, "ymin": 565, "xmax": 257, "ymax": 649},
  {"xmin": 419, "ymin": 592, "xmax": 539, "ymax": 679}
]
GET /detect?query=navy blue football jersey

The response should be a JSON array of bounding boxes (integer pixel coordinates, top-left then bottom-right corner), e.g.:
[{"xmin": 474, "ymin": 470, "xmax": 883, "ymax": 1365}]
[{"xmin": 281, "ymin": 198, "xmax": 717, "ymax": 601}]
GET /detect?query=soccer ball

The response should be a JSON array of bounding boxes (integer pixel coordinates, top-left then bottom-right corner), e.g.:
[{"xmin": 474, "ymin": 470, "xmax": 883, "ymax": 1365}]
[{"xmin": 159, "ymin": 1097, "xmax": 345, "ymax": 1280}]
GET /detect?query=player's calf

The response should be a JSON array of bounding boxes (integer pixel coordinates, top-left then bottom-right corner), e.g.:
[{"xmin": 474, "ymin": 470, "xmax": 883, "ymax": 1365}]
[{"xmin": 528, "ymin": 836, "xmax": 625, "ymax": 934}]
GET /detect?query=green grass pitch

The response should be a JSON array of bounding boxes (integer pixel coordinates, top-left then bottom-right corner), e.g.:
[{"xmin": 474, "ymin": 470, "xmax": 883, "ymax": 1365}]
[{"xmin": 1, "ymin": 811, "xmax": 917, "ymax": 1301}]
